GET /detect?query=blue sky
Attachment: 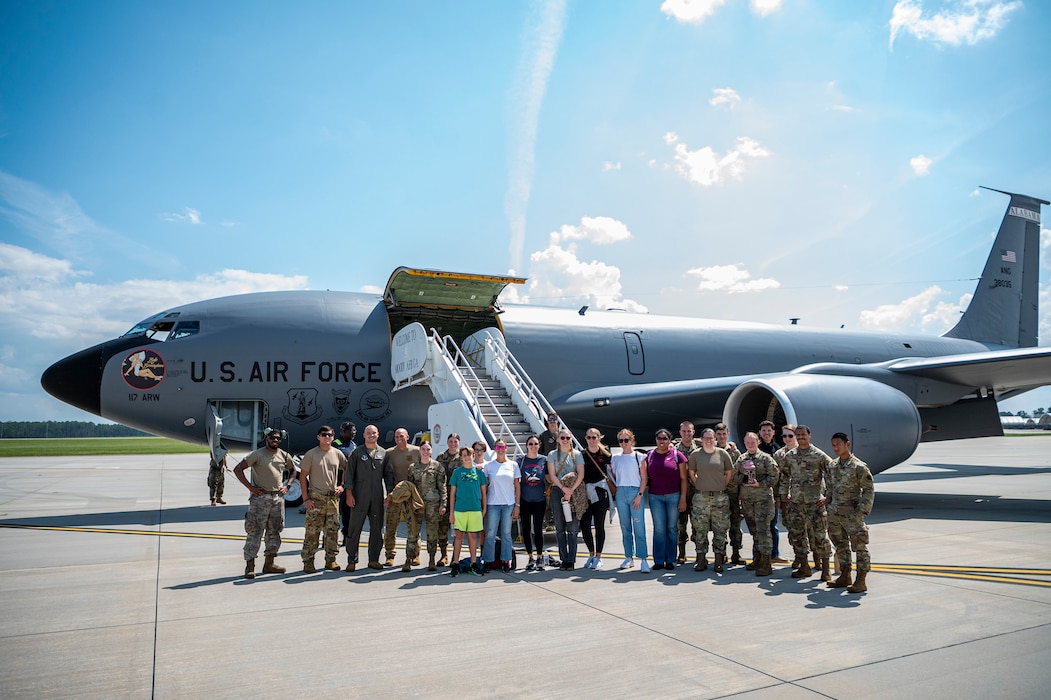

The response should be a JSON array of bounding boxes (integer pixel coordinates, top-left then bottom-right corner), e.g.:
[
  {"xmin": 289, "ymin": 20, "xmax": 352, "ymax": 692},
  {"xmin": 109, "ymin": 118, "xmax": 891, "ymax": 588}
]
[{"xmin": 2, "ymin": 0, "xmax": 1050, "ymax": 421}]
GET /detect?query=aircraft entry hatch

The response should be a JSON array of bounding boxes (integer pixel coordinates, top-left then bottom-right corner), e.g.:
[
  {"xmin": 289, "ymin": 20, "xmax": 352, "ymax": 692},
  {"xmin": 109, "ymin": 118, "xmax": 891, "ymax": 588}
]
[{"xmin": 383, "ymin": 267, "xmax": 526, "ymax": 344}]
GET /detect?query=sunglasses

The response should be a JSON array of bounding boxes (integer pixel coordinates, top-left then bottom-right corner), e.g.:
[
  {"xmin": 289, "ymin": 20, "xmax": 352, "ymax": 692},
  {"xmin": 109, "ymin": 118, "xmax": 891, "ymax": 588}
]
[
  {"xmin": 782, "ymin": 434, "xmax": 795, "ymax": 438},
  {"xmin": 618, "ymin": 438, "xmax": 631, "ymax": 443},
  {"xmin": 656, "ymin": 436, "xmax": 670, "ymax": 441},
  {"xmin": 559, "ymin": 436, "xmax": 572, "ymax": 441},
  {"xmin": 495, "ymin": 445, "xmax": 506, "ymax": 451},
  {"xmin": 320, "ymin": 432, "xmax": 334, "ymax": 437},
  {"xmin": 586, "ymin": 435, "xmax": 599, "ymax": 440}
]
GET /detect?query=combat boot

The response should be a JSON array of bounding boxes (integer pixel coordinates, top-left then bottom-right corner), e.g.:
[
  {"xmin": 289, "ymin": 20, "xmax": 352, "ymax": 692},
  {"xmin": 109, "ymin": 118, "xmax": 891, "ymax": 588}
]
[
  {"xmin": 714, "ymin": 552, "xmax": 725, "ymax": 573},
  {"xmin": 694, "ymin": 555, "xmax": 708, "ymax": 572},
  {"xmin": 244, "ymin": 559, "xmax": 256, "ymax": 579},
  {"xmin": 325, "ymin": 559, "xmax": 341, "ymax": 571},
  {"xmin": 828, "ymin": 565, "xmax": 852, "ymax": 589},
  {"xmin": 819, "ymin": 556, "xmax": 832, "ymax": 583},
  {"xmin": 384, "ymin": 555, "xmax": 395, "ymax": 567},
  {"xmin": 792, "ymin": 554, "xmax": 802, "ymax": 570},
  {"xmin": 745, "ymin": 548, "xmax": 759, "ymax": 570},
  {"xmin": 303, "ymin": 558, "xmax": 317, "ymax": 574},
  {"xmin": 439, "ymin": 544, "xmax": 448, "ymax": 566},
  {"xmin": 847, "ymin": 570, "xmax": 868, "ymax": 593},
  {"xmin": 676, "ymin": 543, "xmax": 687, "ymax": 565},
  {"xmin": 792, "ymin": 558, "xmax": 812, "ymax": 578},
  {"xmin": 428, "ymin": 552, "xmax": 437, "ymax": 571},
  {"xmin": 730, "ymin": 547, "xmax": 744, "ymax": 566},
  {"xmin": 412, "ymin": 553, "xmax": 421, "ymax": 566},
  {"xmin": 401, "ymin": 558, "xmax": 411, "ymax": 573},
  {"xmin": 756, "ymin": 553, "xmax": 772, "ymax": 576},
  {"xmin": 262, "ymin": 554, "xmax": 286, "ymax": 574}
]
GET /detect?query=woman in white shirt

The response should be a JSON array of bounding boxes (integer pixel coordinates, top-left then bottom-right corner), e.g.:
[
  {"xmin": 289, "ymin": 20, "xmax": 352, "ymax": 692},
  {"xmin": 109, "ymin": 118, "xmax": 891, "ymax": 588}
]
[
  {"xmin": 610, "ymin": 428, "xmax": 650, "ymax": 572},
  {"xmin": 482, "ymin": 439, "xmax": 521, "ymax": 572}
]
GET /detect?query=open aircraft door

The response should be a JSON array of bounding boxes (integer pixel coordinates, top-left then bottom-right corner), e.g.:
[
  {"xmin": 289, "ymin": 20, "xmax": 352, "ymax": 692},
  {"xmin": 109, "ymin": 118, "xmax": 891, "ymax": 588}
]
[
  {"xmin": 383, "ymin": 267, "xmax": 526, "ymax": 343},
  {"xmin": 205, "ymin": 404, "xmax": 227, "ymax": 465},
  {"xmin": 206, "ymin": 399, "xmax": 269, "ymax": 454}
]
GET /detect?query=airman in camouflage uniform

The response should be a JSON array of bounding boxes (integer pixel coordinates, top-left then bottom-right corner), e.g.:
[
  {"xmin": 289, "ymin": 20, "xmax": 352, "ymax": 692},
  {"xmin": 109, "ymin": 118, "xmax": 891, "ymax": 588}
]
[
  {"xmin": 672, "ymin": 422, "xmax": 702, "ymax": 564},
  {"xmin": 208, "ymin": 453, "xmax": 227, "ymax": 505},
  {"xmin": 826, "ymin": 433, "xmax": 874, "ymax": 593},
  {"xmin": 435, "ymin": 433, "xmax": 463, "ymax": 565},
  {"xmin": 687, "ymin": 429, "xmax": 734, "ymax": 572},
  {"xmin": 715, "ymin": 423, "xmax": 742, "ymax": 564},
  {"xmin": 773, "ymin": 427, "xmax": 805, "ymax": 568},
  {"xmin": 733, "ymin": 432, "xmax": 780, "ymax": 576},
  {"xmin": 408, "ymin": 442, "xmax": 448, "ymax": 571},
  {"xmin": 781, "ymin": 425, "xmax": 833, "ymax": 582},
  {"xmin": 299, "ymin": 425, "xmax": 347, "ymax": 573},
  {"xmin": 233, "ymin": 428, "xmax": 296, "ymax": 579},
  {"xmin": 382, "ymin": 428, "xmax": 421, "ymax": 567}
]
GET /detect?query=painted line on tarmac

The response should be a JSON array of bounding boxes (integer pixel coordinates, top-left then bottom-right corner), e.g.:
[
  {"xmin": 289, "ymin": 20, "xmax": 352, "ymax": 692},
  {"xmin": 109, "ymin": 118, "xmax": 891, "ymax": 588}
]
[{"xmin": 0, "ymin": 522, "xmax": 305, "ymax": 544}]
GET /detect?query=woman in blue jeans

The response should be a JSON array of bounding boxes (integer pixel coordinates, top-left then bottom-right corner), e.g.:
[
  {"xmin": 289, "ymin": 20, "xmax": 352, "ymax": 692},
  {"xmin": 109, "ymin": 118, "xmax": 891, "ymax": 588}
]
[
  {"xmin": 642, "ymin": 428, "xmax": 688, "ymax": 570},
  {"xmin": 482, "ymin": 439, "xmax": 521, "ymax": 572},
  {"xmin": 611, "ymin": 428, "xmax": 650, "ymax": 572}
]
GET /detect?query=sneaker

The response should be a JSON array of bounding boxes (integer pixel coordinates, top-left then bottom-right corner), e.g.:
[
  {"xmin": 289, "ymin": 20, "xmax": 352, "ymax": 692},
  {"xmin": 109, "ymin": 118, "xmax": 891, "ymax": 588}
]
[
  {"xmin": 535, "ymin": 559, "xmax": 545, "ymax": 572},
  {"xmin": 525, "ymin": 560, "xmax": 536, "ymax": 572},
  {"xmin": 584, "ymin": 555, "xmax": 596, "ymax": 569},
  {"xmin": 482, "ymin": 562, "xmax": 491, "ymax": 575},
  {"xmin": 593, "ymin": 558, "xmax": 602, "ymax": 570},
  {"xmin": 450, "ymin": 564, "xmax": 459, "ymax": 577},
  {"xmin": 640, "ymin": 560, "xmax": 651, "ymax": 573},
  {"xmin": 619, "ymin": 557, "xmax": 633, "ymax": 569},
  {"xmin": 471, "ymin": 562, "xmax": 484, "ymax": 576},
  {"xmin": 502, "ymin": 561, "xmax": 511, "ymax": 573}
]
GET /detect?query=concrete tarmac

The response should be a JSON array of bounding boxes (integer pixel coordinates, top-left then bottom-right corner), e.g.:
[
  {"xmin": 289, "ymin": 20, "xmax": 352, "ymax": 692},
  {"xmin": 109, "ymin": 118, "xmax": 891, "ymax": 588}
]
[{"xmin": 1, "ymin": 436, "xmax": 1050, "ymax": 699}]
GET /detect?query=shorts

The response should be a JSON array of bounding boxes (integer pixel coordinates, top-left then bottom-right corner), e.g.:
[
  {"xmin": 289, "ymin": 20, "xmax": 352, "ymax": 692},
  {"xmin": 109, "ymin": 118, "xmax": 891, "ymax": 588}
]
[{"xmin": 453, "ymin": 510, "xmax": 483, "ymax": 533}]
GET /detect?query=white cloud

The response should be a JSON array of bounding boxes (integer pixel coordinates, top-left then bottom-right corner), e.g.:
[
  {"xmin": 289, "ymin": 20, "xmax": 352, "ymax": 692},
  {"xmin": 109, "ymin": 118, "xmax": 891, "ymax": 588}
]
[
  {"xmin": 686, "ymin": 264, "xmax": 780, "ymax": 293},
  {"xmin": 667, "ymin": 133, "xmax": 771, "ymax": 187},
  {"xmin": 709, "ymin": 87, "xmax": 741, "ymax": 109},
  {"xmin": 889, "ymin": 0, "xmax": 1022, "ymax": 48},
  {"xmin": 0, "ymin": 170, "xmax": 106, "ymax": 244},
  {"xmin": 551, "ymin": 216, "xmax": 633, "ymax": 246},
  {"xmin": 831, "ymin": 104, "xmax": 857, "ymax": 113},
  {"xmin": 602, "ymin": 161, "xmax": 621, "ymax": 172},
  {"xmin": 360, "ymin": 284, "xmax": 383, "ymax": 294},
  {"xmin": 161, "ymin": 207, "xmax": 203, "ymax": 224},
  {"xmin": 910, "ymin": 154, "xmax": 933, "ymax": 175},
  {"xmin": 661, "ymin": 0, "xmax": 726, "ymax": 24},
  {"xmin": 858, "ymin": 285, "xmax": 972, "ymax": 332},
  {"xmin": 506, "ymin": 216, "xmax": 647, "ymax": 312},
  {"xmin": 504, "ymin": 0, "xmax": 568, "ymax": 272},
  {"xmin": 0, "ymin": 244, "xmax": 308, "ymax": 345},
  {"xmin": 750, "ymin": 0, "xmax": 782, "ymax": 17}
]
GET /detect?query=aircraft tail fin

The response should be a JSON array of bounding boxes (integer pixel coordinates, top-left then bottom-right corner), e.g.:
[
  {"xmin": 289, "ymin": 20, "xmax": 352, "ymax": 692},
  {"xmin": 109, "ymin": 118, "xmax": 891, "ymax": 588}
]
[{"xmin": 943, "ymin": 188, "xmax": 1049, "ymax": 348}]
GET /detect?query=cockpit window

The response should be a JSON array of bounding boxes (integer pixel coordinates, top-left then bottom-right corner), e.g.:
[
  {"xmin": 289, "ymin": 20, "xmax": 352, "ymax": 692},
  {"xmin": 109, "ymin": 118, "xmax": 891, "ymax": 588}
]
[
  {"xmin": 170, "ymin": 321, "xmax": 200, "ymax": 340},
  {"xmin": 121, "ymin": 312, "xmax": 193, "ymax": 341}
]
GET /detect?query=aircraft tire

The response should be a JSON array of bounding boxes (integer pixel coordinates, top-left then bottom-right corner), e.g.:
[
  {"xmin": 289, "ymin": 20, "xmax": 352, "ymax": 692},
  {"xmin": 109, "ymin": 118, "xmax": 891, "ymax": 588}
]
[{"xmin": 284, "ymin": 480, "xmax": 303, "ymax": 508}]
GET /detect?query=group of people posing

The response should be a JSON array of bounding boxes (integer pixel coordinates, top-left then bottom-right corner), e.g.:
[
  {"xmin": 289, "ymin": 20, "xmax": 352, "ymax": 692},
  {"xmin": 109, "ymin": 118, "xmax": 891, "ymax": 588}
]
[{"xmin": 232, "ymin": 415, "xmax": 874, "ymax": 593}]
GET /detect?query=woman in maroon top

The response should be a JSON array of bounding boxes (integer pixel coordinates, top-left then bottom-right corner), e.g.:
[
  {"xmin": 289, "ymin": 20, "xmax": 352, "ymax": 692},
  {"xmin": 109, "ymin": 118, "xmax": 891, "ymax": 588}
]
[{"xmin": 641, "ymin": 428, "xmax": 688, "ymax": 570}]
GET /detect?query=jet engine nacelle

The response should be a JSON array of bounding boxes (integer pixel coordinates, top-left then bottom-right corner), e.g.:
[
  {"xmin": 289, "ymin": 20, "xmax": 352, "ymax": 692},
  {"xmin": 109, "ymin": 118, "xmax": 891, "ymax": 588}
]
[{"xmin": 722, "ymin": 374, "xmax": 922, "ymax": 474}]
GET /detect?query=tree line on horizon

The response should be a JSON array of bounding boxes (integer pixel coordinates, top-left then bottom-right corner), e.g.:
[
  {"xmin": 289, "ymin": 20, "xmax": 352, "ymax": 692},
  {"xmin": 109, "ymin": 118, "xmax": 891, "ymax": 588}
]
[{"xmin": 0, "ymin": 421, "xmax": 150, "ymax": 439}]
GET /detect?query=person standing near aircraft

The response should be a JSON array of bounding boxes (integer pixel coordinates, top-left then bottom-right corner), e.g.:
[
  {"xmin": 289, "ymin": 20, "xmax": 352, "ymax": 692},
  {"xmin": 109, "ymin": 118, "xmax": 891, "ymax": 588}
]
[
  {"xmin": 482, "ymin": 439, "xmax": 521, "ymax": 572},
  {"xmin": 298, "ymin": 425, "xmax": 347, "ymax": 573},
  {"xmin": 687, "ymin": 429, "xmax": 734, "ymax": 573},
  {"xmin": 610, "ymin": 429, "xmax": 649, "ymax": 572},
  {"xmin": 382, "ymin": 428, "xmax": 421, "ymax": 567},
  {"xmin": 826, "ymin": 433, "xmax": 874, "ymax": 593},
  {"xmin": 774, "ymin": 426, "xmax": 805, "ymax": 570},
  {"xmin": 783, "ymin": 425, "xmax": 833, "ymax": 582},
  {"xmin": 333, "ymin": 421, "xmax": 356, "ymax": 545},
  {"xmin": 734, "ymin": 432, "xmax": 779, "ymax": 576},
  {"xmin": 518, "ymin": 436, "xmax": 548, "ymax": 571},
  {"xmin": 672, "ymin": 421, "xmax": 702, "ymax": 565},
  {"xmin": 547, "ymin": 429, "xmax": 585, "ymax": 570},
  {"xmin": 208, "ymin": 452, "xmax": 228, "ymax": 506},
  {"xmin": 643, "ymin": 429, "xmax": 688, "ymax": 571},
  {"xmin": 580, "ymin": 428, "xmax": 613, "ymax": 569},
  {"xmin": 539, "ymin": 413, "xmax": 560, "ymax": 455},
  {"xmin": 448, "ymin": 447, "xmax": 488, "ymax": 576},
  {"xmin": 757, "ymin": 420, "xmax": 786, "ymax": 563},
  {"xmin": 714, "ymin": 423, "xmax": 742, "ymax": 564},
  {"xmin": 233, "ymin": 428, "xmax": 297, "ymax": 579},
  {"xmin": 407, "ymin": 442, "xmax": 447, "ymax": 571},
  {"xmin": 435, "ymin": 432, "xmax": 462, "ymax": 565},
  {"xmin": 344, "ymin": 424, "xmax": 390, "ymax": 571}
]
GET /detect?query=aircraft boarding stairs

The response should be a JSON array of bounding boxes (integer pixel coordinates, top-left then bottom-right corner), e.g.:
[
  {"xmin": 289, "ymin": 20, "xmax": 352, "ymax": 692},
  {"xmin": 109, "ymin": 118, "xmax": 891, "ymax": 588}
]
[{"xmin": 391, "ymin": 323, "xmax": 578, "ymax": 457}]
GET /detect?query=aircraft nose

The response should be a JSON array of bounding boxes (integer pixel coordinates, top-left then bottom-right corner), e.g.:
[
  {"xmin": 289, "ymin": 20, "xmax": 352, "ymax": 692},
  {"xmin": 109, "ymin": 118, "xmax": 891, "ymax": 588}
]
[{"xmin": 41, "ymin": 337, "xmax": 156, "ymax": 416}]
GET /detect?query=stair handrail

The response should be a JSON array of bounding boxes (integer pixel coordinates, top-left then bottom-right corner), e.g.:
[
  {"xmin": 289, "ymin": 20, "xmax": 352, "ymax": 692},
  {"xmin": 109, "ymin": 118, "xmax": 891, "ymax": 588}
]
[{"xmin": 428, "ymin": 329, "xmax": 529, "ymax": 457}]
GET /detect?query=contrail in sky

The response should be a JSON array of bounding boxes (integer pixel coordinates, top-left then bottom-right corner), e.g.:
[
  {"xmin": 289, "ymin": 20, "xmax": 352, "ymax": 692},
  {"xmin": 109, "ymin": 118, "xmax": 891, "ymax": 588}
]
[{"xmin": 505, "ymin": 0, "xmax": 567, "ymax": 273}]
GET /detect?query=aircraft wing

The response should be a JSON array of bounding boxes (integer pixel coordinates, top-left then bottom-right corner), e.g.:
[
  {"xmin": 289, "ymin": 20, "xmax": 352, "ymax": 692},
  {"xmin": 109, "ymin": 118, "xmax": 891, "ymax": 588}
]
[{"xmin": 886, "ymin": 346, "xmax": 1051, "ymax": 394}]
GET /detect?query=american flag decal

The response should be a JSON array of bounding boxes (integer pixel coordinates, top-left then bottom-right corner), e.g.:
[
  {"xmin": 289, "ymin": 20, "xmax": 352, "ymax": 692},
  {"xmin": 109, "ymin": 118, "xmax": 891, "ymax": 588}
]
[{"xmin": 1001, "ymin": 249, "xmax": 1017, "ymax": 263}]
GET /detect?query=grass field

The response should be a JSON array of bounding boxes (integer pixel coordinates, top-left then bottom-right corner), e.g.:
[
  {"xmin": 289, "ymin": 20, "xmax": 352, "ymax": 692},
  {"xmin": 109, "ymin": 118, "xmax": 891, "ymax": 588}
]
[{"xmin": 0, "ymin": 437, "xmax": 211, "ymax": 457}]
